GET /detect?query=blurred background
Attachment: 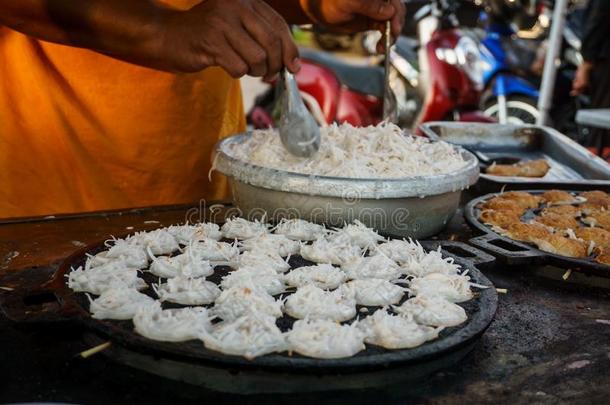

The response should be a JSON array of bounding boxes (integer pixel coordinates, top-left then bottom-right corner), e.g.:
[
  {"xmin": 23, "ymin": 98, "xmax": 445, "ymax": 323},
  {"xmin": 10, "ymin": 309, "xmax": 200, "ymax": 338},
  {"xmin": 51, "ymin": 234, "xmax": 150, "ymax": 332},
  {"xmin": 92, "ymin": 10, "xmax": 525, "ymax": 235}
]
[{"xmin": 242, "ymin": 0, "xmax": 606, "ymax": 156}]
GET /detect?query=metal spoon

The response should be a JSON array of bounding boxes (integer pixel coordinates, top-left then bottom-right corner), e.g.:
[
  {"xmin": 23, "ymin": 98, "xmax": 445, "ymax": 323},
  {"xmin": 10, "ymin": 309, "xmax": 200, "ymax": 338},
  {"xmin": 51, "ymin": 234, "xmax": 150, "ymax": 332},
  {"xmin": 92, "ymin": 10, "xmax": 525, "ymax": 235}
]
[
  {"xmin": 278, "ymin": 68, "xmax": 321, "ymax": 157},
  {"xmin": 382, "ymin": 13, "xmax": 398, "ymax": 123}
]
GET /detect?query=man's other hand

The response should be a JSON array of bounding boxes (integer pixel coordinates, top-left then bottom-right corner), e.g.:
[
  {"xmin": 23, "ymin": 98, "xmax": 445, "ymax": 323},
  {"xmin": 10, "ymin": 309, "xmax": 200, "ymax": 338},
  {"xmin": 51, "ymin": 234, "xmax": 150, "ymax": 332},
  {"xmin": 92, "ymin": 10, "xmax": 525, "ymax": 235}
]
[{"xmin": 300, "ymin": 0, "xmax": 406, "ymax": 40}]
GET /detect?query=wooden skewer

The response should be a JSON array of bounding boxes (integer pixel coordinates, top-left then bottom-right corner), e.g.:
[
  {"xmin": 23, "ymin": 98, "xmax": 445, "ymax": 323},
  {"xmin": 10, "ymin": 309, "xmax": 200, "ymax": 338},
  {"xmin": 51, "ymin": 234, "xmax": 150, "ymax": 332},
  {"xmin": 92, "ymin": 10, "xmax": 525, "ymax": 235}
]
[
  {"xmin": 496, "ymin": 288, "xmax": 508, "ymax": 294},
  {"xmin": 79, "ymin": 341, "xmax": 112, "ymax": 359}
]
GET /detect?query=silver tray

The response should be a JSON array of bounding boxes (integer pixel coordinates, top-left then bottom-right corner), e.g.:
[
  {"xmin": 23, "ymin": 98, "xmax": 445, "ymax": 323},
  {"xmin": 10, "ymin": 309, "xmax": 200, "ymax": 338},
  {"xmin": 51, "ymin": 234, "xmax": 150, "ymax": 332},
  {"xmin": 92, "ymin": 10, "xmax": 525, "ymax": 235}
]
[
  {"xmin": 213, "ymin": 132, "xmax": 479, "ymax": 239},
  {"xmin": 420, "ymin": 122, "xmax": 610, "ymax": 193}
]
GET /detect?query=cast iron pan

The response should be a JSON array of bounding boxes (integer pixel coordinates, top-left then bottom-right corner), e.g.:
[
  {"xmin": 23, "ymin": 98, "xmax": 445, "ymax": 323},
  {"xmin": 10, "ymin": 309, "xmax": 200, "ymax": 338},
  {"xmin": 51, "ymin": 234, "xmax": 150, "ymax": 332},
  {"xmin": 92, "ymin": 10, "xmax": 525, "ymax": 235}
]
[
  {"xmin": 1, "ymin": 237, "xmax": 498, "ymax": 373},
  {"xmin": 465, "ymin": 190, "xmax": 610, "ymax": 278}
]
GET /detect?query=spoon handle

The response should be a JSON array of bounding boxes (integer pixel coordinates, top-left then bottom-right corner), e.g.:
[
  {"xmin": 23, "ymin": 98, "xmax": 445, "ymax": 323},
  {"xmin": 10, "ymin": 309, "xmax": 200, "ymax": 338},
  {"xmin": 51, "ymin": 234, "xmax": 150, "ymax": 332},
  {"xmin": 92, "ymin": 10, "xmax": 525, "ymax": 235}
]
[{"xmin": 382, "ymin": 13, "xmax": 398, "ymax": 123}]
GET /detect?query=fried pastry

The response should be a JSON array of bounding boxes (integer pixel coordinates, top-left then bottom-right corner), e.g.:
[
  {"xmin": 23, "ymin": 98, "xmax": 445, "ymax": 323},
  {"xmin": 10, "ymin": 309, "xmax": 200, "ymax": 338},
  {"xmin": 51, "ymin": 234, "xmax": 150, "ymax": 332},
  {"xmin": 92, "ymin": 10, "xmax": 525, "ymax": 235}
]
[
  {"xmin": 579, "ymin": 191, "xmax": 610, "ymax": 209},
  {"xmin": 541, "ymin": 190, "xmax": 579, "ymax": 205},
  {"xmin": 530, "ymin": 234, "xmax": 588, "ymax": 258},
  {"xmin": 582, "ymin": 209, "xmax": 610, "ymax": 230},
  {"xmin": 495, "ymin": 191, "xmax": 543, "ymax": 209},
  {"xmin": 534, "ymin": 213, "xmax": 579, "ymax": 230},
  {"xmin": 501, "ymin": 222, "xmax": 552, "ymax": 243},
  {"xmin": 575, "ymin": 227, "xmax": 610, "ymax": 250},
  {"xmin": 479, "ymin": 198, "xmax": 527, "ymax": 215},
  {"xmin": 594, "ymin": 247, "xmax": 610, "ymax": 265},
  {"xmin": 486, "ymin": 159, "xmax": 550, "ymax": 178},
  {"xmin": 541, "ymin": 205, "xmax": 581, "ymax": 217},
  {"xmin": 479, "ymin": 209, "xmax": 521, "ymax": 229}
]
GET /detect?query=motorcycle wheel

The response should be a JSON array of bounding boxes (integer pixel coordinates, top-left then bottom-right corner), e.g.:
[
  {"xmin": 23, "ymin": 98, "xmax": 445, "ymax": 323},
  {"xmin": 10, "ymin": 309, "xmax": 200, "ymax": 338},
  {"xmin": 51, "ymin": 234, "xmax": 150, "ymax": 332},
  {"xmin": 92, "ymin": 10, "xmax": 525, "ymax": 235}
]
[{"xmin": 483, "ymin": 95, "xmax": 540, "ymax": 125}]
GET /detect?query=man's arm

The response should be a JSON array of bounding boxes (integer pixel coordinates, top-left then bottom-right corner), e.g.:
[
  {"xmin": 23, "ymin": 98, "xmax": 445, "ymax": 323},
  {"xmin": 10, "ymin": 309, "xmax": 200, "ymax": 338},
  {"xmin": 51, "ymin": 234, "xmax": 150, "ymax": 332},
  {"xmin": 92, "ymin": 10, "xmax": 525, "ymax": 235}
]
[
  {"xmin": 0, "ymin": 0, "xmax": 166, "ymax": 68},
  {"xmin": 0, "ymin": 0, "xmax": 300, "ymax": 77},
  {"xmin": 266, "ymin": 0, "xmax": 405, "ymax": 39}
]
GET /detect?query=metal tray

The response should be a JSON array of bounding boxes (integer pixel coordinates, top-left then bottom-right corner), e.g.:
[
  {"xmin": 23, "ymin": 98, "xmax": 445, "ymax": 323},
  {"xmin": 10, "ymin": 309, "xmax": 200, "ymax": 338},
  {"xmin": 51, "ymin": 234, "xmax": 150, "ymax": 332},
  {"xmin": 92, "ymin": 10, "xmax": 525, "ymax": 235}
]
[
  {"xmin": 464, "ymin": 190, "xmax": 610, "ymax": 278},
  {"xmin": 213, "ymin": 132, "xmax": 479, "ymax": 239},
  {"xmin": 420, "ymin": 122, "xmax": 610, "ymax": 193},
  {"xmin": 0, "ymin": 238, "xmax": 497, "ymax": 375}
]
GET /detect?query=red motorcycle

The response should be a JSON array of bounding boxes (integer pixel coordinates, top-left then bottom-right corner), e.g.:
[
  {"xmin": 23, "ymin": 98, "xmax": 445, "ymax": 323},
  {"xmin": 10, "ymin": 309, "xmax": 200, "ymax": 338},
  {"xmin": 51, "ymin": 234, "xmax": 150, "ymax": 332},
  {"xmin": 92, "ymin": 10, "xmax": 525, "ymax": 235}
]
[{"xmin": 248, "ymin": 0, "xmax": 494, "ymax": 130}]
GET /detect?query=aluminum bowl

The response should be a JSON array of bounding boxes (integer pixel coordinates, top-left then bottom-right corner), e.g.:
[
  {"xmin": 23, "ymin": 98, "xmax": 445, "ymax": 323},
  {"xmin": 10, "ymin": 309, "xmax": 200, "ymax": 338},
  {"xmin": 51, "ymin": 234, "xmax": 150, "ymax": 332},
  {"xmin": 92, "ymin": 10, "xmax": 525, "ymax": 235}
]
[{"xmin": 213, "ymin": 133, "xmax": 479, "ymax": 238}]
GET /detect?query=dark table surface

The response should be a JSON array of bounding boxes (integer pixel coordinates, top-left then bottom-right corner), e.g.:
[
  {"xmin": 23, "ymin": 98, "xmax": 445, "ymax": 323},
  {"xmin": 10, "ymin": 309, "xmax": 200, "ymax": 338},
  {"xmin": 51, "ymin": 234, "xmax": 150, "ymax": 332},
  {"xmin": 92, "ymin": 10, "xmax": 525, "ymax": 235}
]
[{"xmin": 1, "ymin": 202, "xmax": 609, "ymax": 405}]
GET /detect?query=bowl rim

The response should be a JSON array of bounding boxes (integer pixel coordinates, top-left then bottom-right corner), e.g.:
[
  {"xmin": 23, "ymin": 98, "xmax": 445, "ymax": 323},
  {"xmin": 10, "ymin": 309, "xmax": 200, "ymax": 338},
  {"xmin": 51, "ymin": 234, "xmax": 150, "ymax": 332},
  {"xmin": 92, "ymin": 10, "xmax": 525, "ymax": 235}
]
[{"xmin": 213, "ymin": 132, "xmax": 480, "ymax": 198}]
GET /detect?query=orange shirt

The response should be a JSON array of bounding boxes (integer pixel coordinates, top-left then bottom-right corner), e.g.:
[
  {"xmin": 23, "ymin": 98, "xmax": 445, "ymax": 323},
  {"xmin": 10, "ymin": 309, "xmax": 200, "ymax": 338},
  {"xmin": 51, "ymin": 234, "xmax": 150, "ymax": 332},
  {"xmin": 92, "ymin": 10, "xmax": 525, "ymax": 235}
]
[{"xmin": 0, "ymin": 0, "xmax": 245, "ymax": 218}]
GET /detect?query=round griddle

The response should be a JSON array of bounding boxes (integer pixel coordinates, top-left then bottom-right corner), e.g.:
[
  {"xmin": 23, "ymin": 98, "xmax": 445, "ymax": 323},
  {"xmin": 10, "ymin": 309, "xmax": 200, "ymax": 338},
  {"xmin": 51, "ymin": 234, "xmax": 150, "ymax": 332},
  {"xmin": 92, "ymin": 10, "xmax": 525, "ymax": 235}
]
[
  {"xmin": 465, "ymin": 190, "xmax": 610, "ymax": 278},
  {"xmin": 6, "ymin": 237, "xmax": 498, "ymax": 373}
]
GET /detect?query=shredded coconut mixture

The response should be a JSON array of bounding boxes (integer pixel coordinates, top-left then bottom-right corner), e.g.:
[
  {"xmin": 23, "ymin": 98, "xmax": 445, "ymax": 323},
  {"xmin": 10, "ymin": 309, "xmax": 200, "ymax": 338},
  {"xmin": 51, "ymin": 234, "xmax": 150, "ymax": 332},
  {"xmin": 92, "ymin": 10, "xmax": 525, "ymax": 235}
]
[
  {"xmin": 300, "ymin": 237, "xmax": 362, "ymax": 265},
  {"xmin": 329, "ymin": 220, "xmax": 385, "ymax": 248},
  {"xmin": 345, "ymin": 279, "xmax": 405, "ymax": 306},
  {"xmin": 287, "ymin": 319, "xmax": 366, "ymax": 359},
  {"xmin": 133, "ymin": 303, "xmax": 212, "ymax": 342},
  {"xmin": 240, "ymin": 233, "xmax": 301, "ymax": 257},
  {"xmin": 409, "ymin": 273, "xmax": 474, "ymax": 303},
  {"xmin": 153, "ymin": 276, "xmax": 221, "ymax": 305},
  {"xmin": 221, "ymin": 217, "xmax": 269, "ymax": 240},
  {"xmin": 88, "ymin": 287, "xmax": 154, "ymax": 320},
  {"xmin": 128, "ymin": 229, "xmax": 180, "ymax": 256},
  {"xmin": 69, "ymin": 219, "xmax": 488, "ymax": 361},
  {"xmin": 371, "ymin": 239, "xmax": 427, "ymax": 264},
  {"xmin": 231, "ymin": 250, "xmax": 291, "ymax": 273},
  {"xmin": 147, "ymin": 249, "xmax": 214, "ymax": 279},
  {"xmin": 358, "ymin": 309, "xmax": 442, "ymax": 349},
  {"xmin": 182, "ymin": 239, "xmax": 240, "ymax": 263},
  {"xmin": 273, "ymin": 218, "xmax": 327, "ymax": 241},
  {"xmin": 400, "ymin": 248, "xmax": 461, "ymax": 278},
  {"xmin": 167, "ymin": 223, "xmax": 222, "ymax": 244},
  {"xmin": 395, "ymin": 295, "xmax": 467, "ymax": 327},
  {"xmin": 68, "ymin": 264, "xmax": 146, "ymax": 295},
  {"xmin": 212, "ymin": 285, "xmax": 283, "ymax": 321},
  {"xmin": 342, "ymin": 254, "xmax": 401, "ymax": 280},
  {"xmin": 220, "ymin": 266, "xmax": 285, "ymax": 295},
  {"xmin": 284, "ymin": 284, "xmax": 356, "ymax": 322},
  {"xmin": 284, "ymin": 264, "xmax": 347, "ymax": 290},
  {"xmin": 203, "ymin": 313, "xmax": 287, "ymax": 360},
  {"xmin": 225, "ymin": 123, "xmax": 467, "ymax": 179},
  {"xmin": 87, "ymin": 240, "xmax": 149, "ymax": 270}
]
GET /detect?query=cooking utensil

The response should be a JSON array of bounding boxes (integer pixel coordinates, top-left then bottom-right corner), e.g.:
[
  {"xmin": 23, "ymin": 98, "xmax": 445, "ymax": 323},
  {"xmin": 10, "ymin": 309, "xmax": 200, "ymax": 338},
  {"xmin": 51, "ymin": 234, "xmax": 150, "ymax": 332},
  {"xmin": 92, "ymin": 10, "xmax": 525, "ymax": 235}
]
[
  {"xmin": 278, "ymin": 68, "xmax": 321, "ymax": 157},
  {"xmin": 465, "ymin": 190, "xmax": 610, "ymax": 278},
  {"xmin": 0, "ymin": 238, "xmax": 496, "ymax": 377},
  {"xmin": 420, "ymin": 122, "xmax": 610, "ymax": 193},
  {"xmin": 213, "ymin": 133, "xmax": 479, "ymax": 239},
  {"xmin": 382, "ymin": 16, "xmax": 398, "ymax": 123}
]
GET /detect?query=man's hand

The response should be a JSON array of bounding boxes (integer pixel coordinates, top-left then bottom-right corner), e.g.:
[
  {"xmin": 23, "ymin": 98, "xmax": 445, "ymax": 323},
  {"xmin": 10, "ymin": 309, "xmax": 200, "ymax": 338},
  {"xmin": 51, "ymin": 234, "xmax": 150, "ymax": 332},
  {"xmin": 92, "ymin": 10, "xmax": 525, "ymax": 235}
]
[
  {"xmin": 161, "ymin": 0, "xmax": 300, "ymax": 78},
  {"xmin": 299, "ymin": 0, "xmax": 406, "ymax": 40},
  {"xmin": 0, "ymin": 0, "xmax": 299, "ymax": 78},
  {"xmin": 571, "ymin": 61, "xmax": 594, "ymax": 96}
]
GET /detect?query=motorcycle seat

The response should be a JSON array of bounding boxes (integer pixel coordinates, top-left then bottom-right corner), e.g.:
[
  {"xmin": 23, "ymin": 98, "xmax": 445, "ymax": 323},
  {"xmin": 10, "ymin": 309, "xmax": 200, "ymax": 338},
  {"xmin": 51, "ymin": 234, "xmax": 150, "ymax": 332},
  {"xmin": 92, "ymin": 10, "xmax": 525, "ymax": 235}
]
[{"xmin": 299, "ymin": 48, "xmax": 384, "ymax": 98}]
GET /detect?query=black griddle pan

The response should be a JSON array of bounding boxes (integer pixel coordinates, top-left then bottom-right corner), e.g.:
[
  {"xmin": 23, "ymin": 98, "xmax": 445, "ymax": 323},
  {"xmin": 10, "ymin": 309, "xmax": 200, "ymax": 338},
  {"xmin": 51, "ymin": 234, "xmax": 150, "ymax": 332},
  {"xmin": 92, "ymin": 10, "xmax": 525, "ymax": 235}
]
[
  {"xmin": 465, "ymin": 190, "xmax": 610, "ymax": 278},
  {"xmin": 0, "ymin": 238, "xmax": 497, "ymax": 374}
]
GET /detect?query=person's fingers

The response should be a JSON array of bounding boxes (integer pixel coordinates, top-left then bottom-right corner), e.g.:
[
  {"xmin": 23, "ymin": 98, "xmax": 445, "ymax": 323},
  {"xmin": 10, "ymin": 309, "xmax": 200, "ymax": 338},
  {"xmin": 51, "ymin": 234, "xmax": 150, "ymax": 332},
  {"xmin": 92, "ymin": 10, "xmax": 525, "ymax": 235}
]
[
  {"xmin": 251, "ymin": 0, "xmax": 300, "ymax": 73},
  {"xmin": 212, "ymin": 37, "xmax": 249, "ymax": 78},
  {"xmin": 224, "ymin": 28, "xmax": 268, "ymax": 77},
  {"xmin": 347, "ymin": 0, "xmax": 395, "ymax": 21},
  {"xmin": 390, "ymin": 0, "xmax": 406, "ymax": 38},
  {"xmin": 241, "ymin": 10, "xmax": 282, "ymax": 79}
]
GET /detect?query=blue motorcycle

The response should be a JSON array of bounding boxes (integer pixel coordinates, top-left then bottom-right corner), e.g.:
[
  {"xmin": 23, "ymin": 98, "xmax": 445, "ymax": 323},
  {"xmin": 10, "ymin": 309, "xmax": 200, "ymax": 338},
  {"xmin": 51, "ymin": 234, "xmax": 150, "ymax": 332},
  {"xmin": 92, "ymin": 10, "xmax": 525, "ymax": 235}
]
[{"xmin": 477, "ymin": 9, "xmax": 541, "ymax": 124}]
